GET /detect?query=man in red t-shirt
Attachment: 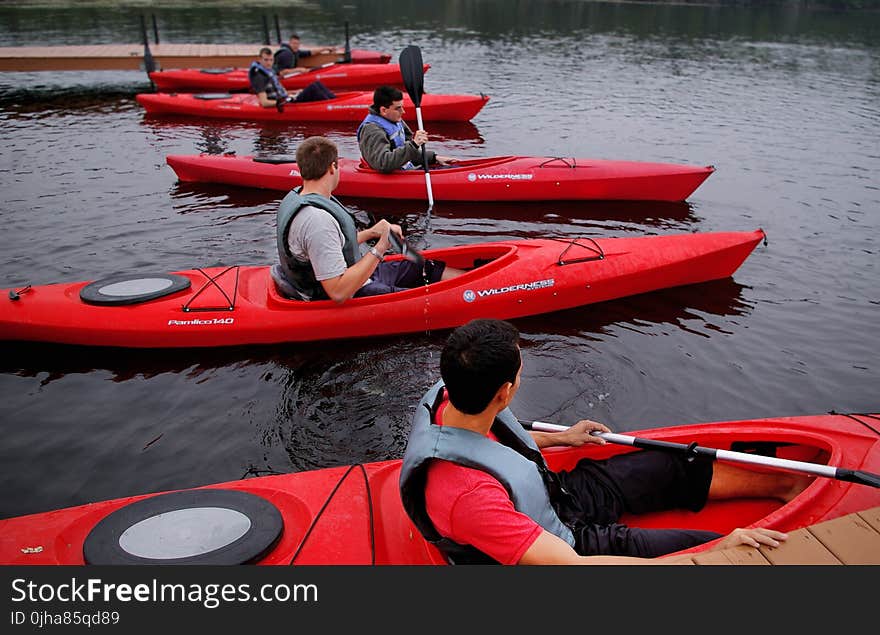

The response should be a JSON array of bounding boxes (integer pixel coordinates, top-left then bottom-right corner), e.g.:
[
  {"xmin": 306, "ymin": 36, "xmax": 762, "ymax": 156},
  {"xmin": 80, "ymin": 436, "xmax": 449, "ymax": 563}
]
[{"xmin": 400, "ymin": 319, "xmax": 808, "ymax": 564}]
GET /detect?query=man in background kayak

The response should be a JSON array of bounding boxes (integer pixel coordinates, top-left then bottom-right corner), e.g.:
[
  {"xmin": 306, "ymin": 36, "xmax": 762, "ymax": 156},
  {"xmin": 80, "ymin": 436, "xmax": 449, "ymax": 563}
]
[
  {"xmin": 249, "ymin": 47, "xmax": 336, "ymax": 111},
  {"xmin": 275, "ymin": 136, "xmax": 465, "ymax": 303},
  {"xmin": 400, "ymin": 318, "xmax": 809, "ymax": 565},
  {"xmin": 274, "ymin": 33, "xmax": 335, "ymax": 77},
  {"xmin": 357, "ymin": 85, "xmax": 458, "ymax": 172}
]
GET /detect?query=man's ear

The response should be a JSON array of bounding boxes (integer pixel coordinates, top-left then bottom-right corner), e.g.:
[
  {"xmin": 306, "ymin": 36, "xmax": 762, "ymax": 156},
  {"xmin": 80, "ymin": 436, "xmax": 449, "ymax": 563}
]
[{"xmin": 495, "ymin": 381, "xmax": 514, "ymax": 407}]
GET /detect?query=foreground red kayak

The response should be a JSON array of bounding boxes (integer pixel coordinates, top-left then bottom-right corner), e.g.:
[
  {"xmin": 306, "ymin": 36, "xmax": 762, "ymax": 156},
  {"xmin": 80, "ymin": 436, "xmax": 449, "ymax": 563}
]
[
  {"xmin": 136, "ymin": 90, "xmax": 489, "ymax": 122},
  {"xmin": 2, "ymin": 412, "xmax": 877, "ymax": 565},
  {"xmin": 0, "ymin": 230, "xmax": 764, "ymax": 349},
  {"xmin": 149, "ymin": 62, "xmax": 428, "ymax": 92},
  {"xmin": 167, "ymin": 154, "xmax": 715, "ymax": 202}
]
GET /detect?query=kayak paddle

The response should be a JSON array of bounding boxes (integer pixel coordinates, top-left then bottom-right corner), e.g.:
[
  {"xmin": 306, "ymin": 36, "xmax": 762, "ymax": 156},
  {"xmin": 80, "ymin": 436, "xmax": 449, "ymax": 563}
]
[
  {"xmin": 520, "ymin": 419, "xmax": 880, "ymax": 489},
  {"xmin": 399, "ymin": 45, "xmax": 434, "ymax": 219},
  {"xmin": 388, "ymin": 229, "xmax": 425, "ymax": 267}
]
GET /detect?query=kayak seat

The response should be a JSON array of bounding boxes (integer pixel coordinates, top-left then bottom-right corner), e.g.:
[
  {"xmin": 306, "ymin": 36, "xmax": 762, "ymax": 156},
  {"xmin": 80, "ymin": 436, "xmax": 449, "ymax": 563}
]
[
  {"xmin": 270, "ymin": 264, "xmax": 309, "ymax": 301},
  {"xmin": 199, "ymin": 68, "xmax": 235, "ymax": 74}
]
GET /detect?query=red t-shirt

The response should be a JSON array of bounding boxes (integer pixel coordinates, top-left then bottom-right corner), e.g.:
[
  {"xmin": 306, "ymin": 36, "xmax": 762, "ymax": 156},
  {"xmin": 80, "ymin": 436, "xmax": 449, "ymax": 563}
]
[{"xmin": 423, "ymin": 399, "xmax": 544, "ymax": 564}]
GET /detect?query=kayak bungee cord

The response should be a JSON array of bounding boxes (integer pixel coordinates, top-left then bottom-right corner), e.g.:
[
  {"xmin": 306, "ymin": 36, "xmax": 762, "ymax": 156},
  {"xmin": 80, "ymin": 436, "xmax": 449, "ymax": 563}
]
[
  {"xmin": 548, "ymin": 237, "xmax": 604, "ymax": 265},
  {"xmin": 837, "ymin": 412, "xmax": 880, "ymax": 437},
  {"xmin": 182, "ymin": 266, "xmax": 239, "ymax": 312},
  {"xmin": 7, "ymin": 284, "xmax": 31, "ymax": 301},
  {"xmin": 537, "ymin": 157, "xmax": 577, "ymax": 169},
  {"xmin": 288, "ymin": 463, "xmax": 376, "ymax": 565}
]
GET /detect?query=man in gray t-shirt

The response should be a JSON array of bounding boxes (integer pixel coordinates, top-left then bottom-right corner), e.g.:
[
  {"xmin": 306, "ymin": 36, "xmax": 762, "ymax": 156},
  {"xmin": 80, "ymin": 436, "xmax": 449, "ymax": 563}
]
[{"xmin": 278, "ymin": 136, "xmax": 465, "ymax": 303}]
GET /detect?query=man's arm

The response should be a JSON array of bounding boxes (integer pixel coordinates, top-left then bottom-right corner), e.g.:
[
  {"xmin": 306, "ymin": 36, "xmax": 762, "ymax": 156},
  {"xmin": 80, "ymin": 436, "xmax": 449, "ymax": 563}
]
[
  {"xmin": 528, "ymin": 419, "xmax": 611, "ymax": 449},
  {"xmin": 256, "ymin": 90, "xmax": 280, "ymax": 109},
  {"xmin": 319, "ymin": 219, "xmax": 398, "ymax": 303},
  {"xmin": 519, "ymin": 527, "xmax": 788, "ymax": 565},
  {"xmin": 403, "ymin": 124, "xmax": 438, "ymax": 167}
]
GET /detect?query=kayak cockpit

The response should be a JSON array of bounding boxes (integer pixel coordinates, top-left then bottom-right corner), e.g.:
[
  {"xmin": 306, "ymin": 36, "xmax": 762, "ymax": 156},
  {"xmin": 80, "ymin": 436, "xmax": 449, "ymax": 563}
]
[
  {"xmin": 354, "ymin": 155, "xmax": 518, "ymax": 173},
  {"xmin": 266, "ymin": 242, "xmax": 519, "ymax": 307},
  {"xmin": 543, "ymin": 425, "xmax": 834, "ymax": 540}
]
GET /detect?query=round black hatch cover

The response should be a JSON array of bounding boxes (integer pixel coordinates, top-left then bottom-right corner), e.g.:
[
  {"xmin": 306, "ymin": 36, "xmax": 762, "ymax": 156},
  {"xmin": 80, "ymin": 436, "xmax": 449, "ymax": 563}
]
[
  {"xmin": 79, "ymin": 273, "xmax": 191, "ymax": 306},
  {"xmin": 83, "ymin": 489, "xmax": 283, "ymax": 565}
]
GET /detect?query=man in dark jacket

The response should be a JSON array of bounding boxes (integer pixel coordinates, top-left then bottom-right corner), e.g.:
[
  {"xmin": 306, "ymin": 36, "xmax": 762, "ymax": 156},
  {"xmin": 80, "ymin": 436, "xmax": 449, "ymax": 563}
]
[
  {"xmin": 356, "ymin": 85, "xmax": 458, "ymax": 173},
  {"xmin": 249, "ymin": 47, "xmax": 335, "ymax": 111},
  {"xmin": 274, "ymin": 34, "xmax": 335, "ymax": 77}
]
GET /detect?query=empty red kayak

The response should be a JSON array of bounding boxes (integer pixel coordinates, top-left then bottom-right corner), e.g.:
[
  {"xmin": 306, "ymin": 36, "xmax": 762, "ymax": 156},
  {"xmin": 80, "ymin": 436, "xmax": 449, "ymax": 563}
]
[
  {"xmin": 0, "ymin": 231, "xmax": 763, "ymax": 349},
  {"xmin": 149, "ymin": 62, "xmax": 429, "ymax": 92},
  {"xmin": 1, "ymin": 412, "xmax": 877, "ymax": 565},
  {"xmin": 167, "ymin": 154, "xmax": 715, "ymax": 202},
  {"xmin": 135, "ymin": 90, "xmax": 489, "ymax": 122}
]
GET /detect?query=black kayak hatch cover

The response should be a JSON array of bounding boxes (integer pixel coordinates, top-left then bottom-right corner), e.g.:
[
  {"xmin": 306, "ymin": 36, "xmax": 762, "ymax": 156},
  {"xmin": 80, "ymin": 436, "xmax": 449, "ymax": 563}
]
[
  {"xmin": 83, "ymin": 489, "xmax": 284, "ymax": 565},
  {"xmin": 79, "ymin": 273, "xmax": 191, "ymax": 306}
]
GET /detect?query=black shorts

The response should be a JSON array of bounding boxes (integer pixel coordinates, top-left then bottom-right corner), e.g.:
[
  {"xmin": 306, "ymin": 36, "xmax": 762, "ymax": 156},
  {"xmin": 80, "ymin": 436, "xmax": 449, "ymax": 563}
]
[
  {"xmin": 558, "ymin": 450, "xmax": 722, "ymax": 557},
  {"xmin": 354, "ymin": 259, "xmax": 446, "ymax": 297}
]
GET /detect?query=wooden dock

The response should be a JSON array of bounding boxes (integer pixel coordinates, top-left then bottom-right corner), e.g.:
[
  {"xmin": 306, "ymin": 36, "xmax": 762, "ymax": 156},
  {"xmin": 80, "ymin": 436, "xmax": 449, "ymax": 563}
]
[
  {"xmin": 0, "ymin": 43, "xmax": 346, "ymax": 72},
  {"xmin": 682, "ymin": 505, "xmax": 880, "ymax": 565}
]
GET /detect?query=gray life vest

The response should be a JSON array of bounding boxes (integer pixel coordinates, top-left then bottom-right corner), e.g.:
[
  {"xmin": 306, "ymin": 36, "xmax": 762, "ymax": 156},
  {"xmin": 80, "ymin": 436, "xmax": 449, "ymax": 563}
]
[
  {"xmin": 276, "ymin": 188, "xmax": 360, "ymax": 301},
  {"xmin": 399, "ymin": 380, "xmax": 576, "ymax": 564},
  {"xmin": 248, "ymin": 61, "xmax": 288, "ymax": 100}
]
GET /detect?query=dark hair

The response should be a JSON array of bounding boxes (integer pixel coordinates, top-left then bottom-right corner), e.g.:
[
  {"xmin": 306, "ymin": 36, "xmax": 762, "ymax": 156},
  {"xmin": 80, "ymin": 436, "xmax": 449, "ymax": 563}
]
[
  {"xmin": 372, "ymin": 85, "xmax": 403, "ymax": 109},
  {"xmin": 440, "ymin": 319, "xmax": 521, "ymax": 415},
  {"xmin": 289, "ymin": 33, "xmax": 300, "ymax": 41},
  {"xmin": 259, "ymin": 47, "xmax": 273, "ymax": 57},
  {"xmin": 295, "ymin": 136, "xmax": 338, "ymax": 180}
]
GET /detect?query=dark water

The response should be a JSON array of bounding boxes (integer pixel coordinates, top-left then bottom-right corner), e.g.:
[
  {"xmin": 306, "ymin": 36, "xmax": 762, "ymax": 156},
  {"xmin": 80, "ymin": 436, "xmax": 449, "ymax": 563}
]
[{"xmin": 0, "ymin": 1, "xmax": 878, "ymax": 520}]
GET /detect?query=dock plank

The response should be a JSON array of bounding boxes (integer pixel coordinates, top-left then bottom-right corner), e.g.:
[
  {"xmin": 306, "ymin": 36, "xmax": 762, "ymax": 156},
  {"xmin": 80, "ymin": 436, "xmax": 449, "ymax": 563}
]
[
  {"xmin": 684, "ymin": 505, "xmax": 880, "ymax": 565},
  {"xmin": 0, "ymin": 43, "xmax": 346, "ymax": 72},
  {"xmin": 808, "ymin": 513, "xmax": 880, "ymax": 564}
]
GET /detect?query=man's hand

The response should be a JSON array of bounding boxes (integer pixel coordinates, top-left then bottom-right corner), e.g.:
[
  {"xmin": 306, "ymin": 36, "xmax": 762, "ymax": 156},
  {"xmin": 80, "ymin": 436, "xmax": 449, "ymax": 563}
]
[
  {"xmin": 412, "ymin": 130, "xmax": 428, "ymax": 147},
  {"xmin": 435, "ymin": 155, "xmax": 459, "ymax": 166},
  {"xmin": 713, "ymin": 527, "xmax": 788, "ymax": 551},
  {"xmin": 369, "ymin": 219, "xmax": 403, "ymax": 257},
  {"xmin": 559, "ymin": 419, "xmax": 612, "ymax": 447}
]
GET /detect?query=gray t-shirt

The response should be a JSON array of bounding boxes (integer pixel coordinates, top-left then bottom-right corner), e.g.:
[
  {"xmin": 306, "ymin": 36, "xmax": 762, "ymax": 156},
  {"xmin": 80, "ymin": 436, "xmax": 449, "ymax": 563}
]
[{"xmin": 287, "ymin": 204, "xmax": 367, "ymax": 283}]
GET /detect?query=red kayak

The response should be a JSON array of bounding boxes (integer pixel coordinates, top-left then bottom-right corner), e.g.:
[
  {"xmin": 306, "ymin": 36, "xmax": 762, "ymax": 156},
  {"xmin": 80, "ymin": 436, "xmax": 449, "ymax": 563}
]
[
  {"xmin": 0, "ymin": 230, "xmax": 763, "ymax": 349},
  {"xmin": 330, "ymin": 48, "xmax": 391, "ymax": 65},
  {"xmin": 2, "ymin": 412, "xmax": 877, "ymax": 565},
  {"xmin": 149, "ymin": 63, "xmax": 429, "ymax": 92},
  {"xmin": 136, "ymin": 90, "xmax": 489, "ymax": 122},
  {"xmin": 167, "ymin": 154, "xmax": 715, "ymax": 202}
]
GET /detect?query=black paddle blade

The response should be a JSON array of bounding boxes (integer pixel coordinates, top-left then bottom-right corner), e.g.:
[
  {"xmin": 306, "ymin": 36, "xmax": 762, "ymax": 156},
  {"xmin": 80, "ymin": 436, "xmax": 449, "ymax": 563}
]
[
  {"xmin": 839, "ymin": 469, "xmax": 880, "ymax": 489},
  {"xmin": 388, "ymin": 231, "xmax": 425, "ymax": 267},
  {"xmin": 399, "ymin": 45, "xmax": 425, "ymax": 107}
]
